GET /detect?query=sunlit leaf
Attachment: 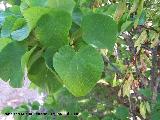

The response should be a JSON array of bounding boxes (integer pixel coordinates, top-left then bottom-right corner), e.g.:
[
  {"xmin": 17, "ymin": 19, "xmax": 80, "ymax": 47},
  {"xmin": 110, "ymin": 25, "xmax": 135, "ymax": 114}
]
[
  {"xmin": 140, "ymin": 102, "xmax": 146, "ymax": 119},
  {"xmin": 82, "ymin": 13, "xmax": 118, "ymax": 50},
  {"xmin": 134, "ymin": 30, "xmax": 147, "ymax": 53},
  {"xmin": 48, "ymin": 0, "xmax": 75, "ymax": 14},
  {"xmin": 35, "ymin": 10, "xmax": 72, "ymax": 48},
  {"xmin": 114, "ymin": 2, "xmax": 127, "ymax": 22},
  {"xmin": 53, "ymin": 45, "xmax": 104, "ymax": 96},
  {"xmin": 123, "ymin": 73, "xmax": 133, "ymax": 97}
]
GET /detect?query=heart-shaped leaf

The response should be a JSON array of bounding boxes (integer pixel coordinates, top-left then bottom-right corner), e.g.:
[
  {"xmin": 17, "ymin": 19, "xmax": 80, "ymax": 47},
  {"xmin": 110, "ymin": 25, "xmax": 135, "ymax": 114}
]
[
  {"xmin": 0, "ymin": 39, "xmax": 27, "ymax": 87},
  {"xmin": 48, "ymin": 0, "xmax": 75, "ymax": 14},
  {"xmin": 23, "ymin": 7, "xmax": 50, "ymax": 30},
  {"xmin": 35, "ymin": 10, "xmax": 72, "ymax": 48},
  {"xmin": 82, "ymin": 14, "xmax": 118, "ymax": 50},
  {"xmin": 53, "ymin": 45, "xmax": 104, "ymax": 96}
]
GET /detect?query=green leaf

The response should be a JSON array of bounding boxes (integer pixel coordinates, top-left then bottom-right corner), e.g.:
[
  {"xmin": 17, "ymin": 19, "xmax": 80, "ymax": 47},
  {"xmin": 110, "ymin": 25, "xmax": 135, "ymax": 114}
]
[
  {"xmin": 11, "ymin": 18, "xmax": 26, "ymax": 31},
  {"xmin": 31, "ymin": 101, "xmax": 40, "ymax": 110},
  {"xmin": 72, "ymin": 8, "xmax": 83, "ymax": 26},
  {"xmin": 7, "ymin": 5, "xmax": 22, "ymax": 16},
  {"xmin": 130, "ymin": 0, "xmax": 139, "ymax": 14},
  {"xmin": 87, "ymin": 116, "xmax": 99, "ymax": 120},
  {"xmin": 145, "ymin": 101, "xmax": 151, "ymax": 113},
  {"xmin": 157, "ymin": 93, "xmax": 160, "ymax": 103},
  {"xmin": 23, "ymin": 7, "xmax": 50, "ymax": 30},
  {"xmin": 80, "ymin": 111, "xmax": 90, "ymax": 120},
  {"xmin": 25, "ymin": 0, "xmax": 48, "ymax": 7},
  {"xmin": 20, "ymin": 1, "xmax": 29, "ymax": 12},
  {"xmin": 27, "ymin": 115, "xmax": 41, "ymax": 120},
  {"xmin": 44, "ymin": 95, "xmax": 56, "ymax": 109},
  {"xmin": 82, "ymin": 13, "xmax": 118, "ymax": 50},
  {"xmin": 103, "ymin": 4, "xmax": 117, "ymax": 17},
  {"xmin": 53, "ymin": 45, "xmax": 104, "ymax": 96},
  {"xmin": 138, "ymin": 10, "xmax": 146, "ymax": 25},
  {"xmin": 1, "ymin": 106, "xmax": 13, "ymax": 114},
  {"xmin": 48, "ymin": 0, "xmax": 75, "ymax": 14},
  {"xmin": 102, "ymin": 114, "xmax": 116, "ymax": 120},
  {"xmin": 114, "ymin": 2, "xmax": 127, "ymax": 22},
  {"xmin": 11, "ymin": 25, "xmax": 30, "ymax": 41},
  {"xmin": 27, "ymin": 48, "xmax": 44, "ymax": 71},
  {"xmin": 0, "ymin": 5, "xmax": 21, "ymax": 19},
  {"xmin": 134, "ymin": 0, "xmax": 144, "ymax": 28},
  {"xmin": 53, "ymin": 87, "xmax": 80, "ymax": 113},
  {"xmin": 0, "ymin": 38, "xmax": 12, "ymax": 51},
  {"xmin": 28, "ymin": 57, "xmax": 62, "ymax": 93},
  {"xmin": 13, "ymin": 107, "xmax": 28, "ymax": 120},
  {"xmin": 139, "ymin": 87, "xmax": 152, "ymax": 98},
  {"xmin": 19, "ymin": 103, "xmax": 29, "ymax": 111},
  {"xmin": 21, "ymin": 46, "xmax": 37, "ymax": 73},
  {"xmin": 35, "ymin": 10, "xmax": 72, "ymax": 48},
  {"xmin": 140, "ymin": 102, "xmax": 147, "ymax": 119},
  {"xmin": 44, "ymin": 46, "xmax": 59, "ymax": 68},
  {"xmin": 0, "ymin": 12, "xmax": 6, "ymax": 26},
  {"xmin": 7, "ymin": 0, "xmax": 21, "ymax": 5},
  {"xmin": 151, "ymin": 112, "xmax": 160, "ymax": 120},
  {"xmin": 123, "ymin": 73, "xmax": 133, "ymax": 97},
  {"xmin": 0, "ymin": 39, "xmax": 27, "ymax": 87},
  {"xmin": 134, "ymin": 30, "xmax": 147, "ymax": 53},
  {"xmin": 115, "ymin": 105, "xmax": 129, "ymax": 119},
  {"xmin": 1, "ymin": 16, "xmax": 17, "ymax": 38},
  {"xmin": 121, "ymin": 21, "xmax": 133, "ymax": 32},
  {"xmin": 151, "ymin": 32, "xmax": 159, "ymax": 48}
]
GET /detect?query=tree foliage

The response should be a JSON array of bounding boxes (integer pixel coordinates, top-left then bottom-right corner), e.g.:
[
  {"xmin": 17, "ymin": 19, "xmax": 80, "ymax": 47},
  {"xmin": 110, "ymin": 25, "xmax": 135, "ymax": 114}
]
[{"xmin": 0, "ymin": 0, "xmax": 160, "ymax": 119}]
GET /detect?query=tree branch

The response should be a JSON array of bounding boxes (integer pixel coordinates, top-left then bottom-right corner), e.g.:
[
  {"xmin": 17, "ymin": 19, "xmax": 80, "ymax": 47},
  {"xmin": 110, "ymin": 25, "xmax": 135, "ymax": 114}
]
[{"xmin": 150, "ymin": 47, "xmax": 158, "ymax": 105}]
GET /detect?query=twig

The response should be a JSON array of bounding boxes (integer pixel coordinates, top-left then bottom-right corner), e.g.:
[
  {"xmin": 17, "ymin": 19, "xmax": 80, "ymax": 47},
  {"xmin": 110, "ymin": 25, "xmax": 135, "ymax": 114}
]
[{"xmin": 102, "ymin": 55, "xmax": 122, "ymax": 75}]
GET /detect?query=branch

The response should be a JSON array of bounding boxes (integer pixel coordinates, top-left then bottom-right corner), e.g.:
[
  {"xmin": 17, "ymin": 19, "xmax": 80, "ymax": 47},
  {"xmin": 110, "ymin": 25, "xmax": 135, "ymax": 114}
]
[
  {"xmin": 150, "ymin": 47, "xmax": 158, "ymax": 105},
  {"xmin": 140, "ymin": 25, "xmax": 159, "ymax": 33}
]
